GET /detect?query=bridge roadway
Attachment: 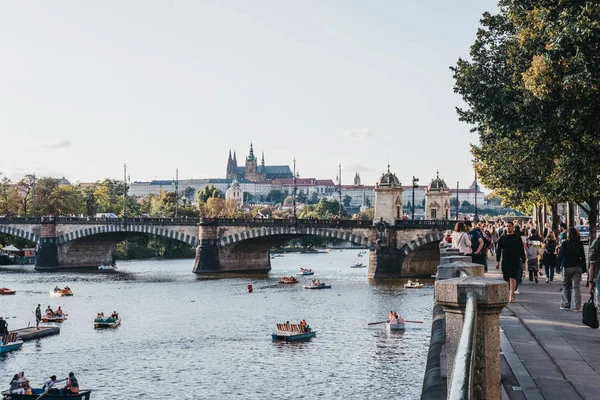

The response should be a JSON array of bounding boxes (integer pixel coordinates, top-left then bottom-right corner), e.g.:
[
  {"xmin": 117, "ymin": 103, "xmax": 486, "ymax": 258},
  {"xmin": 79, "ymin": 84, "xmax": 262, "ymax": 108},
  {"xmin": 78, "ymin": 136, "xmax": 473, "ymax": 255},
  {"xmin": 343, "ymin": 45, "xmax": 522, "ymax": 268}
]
[{"xmin": 0, "ymin": 216, "xmax": 455, "ymax": 277}]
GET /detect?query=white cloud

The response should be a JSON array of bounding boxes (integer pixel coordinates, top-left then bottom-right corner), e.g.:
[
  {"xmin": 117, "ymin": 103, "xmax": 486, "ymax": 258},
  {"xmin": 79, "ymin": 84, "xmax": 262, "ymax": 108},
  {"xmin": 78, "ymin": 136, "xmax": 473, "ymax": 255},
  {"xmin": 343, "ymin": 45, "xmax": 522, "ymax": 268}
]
[
  {"xmin": 36, "ymin": 138, "xmax": 72, "ymax": 149},
  {"xmin": 342, "ymin": 129, "xmax": 375, "ymax": 141}
]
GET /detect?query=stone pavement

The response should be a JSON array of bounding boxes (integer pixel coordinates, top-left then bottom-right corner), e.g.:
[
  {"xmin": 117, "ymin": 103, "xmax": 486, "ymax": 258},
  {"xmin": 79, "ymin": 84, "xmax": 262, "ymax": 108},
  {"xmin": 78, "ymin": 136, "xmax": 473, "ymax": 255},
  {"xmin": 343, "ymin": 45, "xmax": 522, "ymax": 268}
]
[{"xmin": 485, "ymin": 265, "xmax": 600, "ymax": 400}]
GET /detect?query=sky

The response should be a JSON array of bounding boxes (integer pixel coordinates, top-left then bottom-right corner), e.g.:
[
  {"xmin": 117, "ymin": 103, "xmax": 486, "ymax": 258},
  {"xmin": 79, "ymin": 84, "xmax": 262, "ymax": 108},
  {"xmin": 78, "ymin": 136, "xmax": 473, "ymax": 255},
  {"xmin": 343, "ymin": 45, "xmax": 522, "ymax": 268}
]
[{"xmin": 0, "ymin": 0, "xmax": 499, "ymax": 188}]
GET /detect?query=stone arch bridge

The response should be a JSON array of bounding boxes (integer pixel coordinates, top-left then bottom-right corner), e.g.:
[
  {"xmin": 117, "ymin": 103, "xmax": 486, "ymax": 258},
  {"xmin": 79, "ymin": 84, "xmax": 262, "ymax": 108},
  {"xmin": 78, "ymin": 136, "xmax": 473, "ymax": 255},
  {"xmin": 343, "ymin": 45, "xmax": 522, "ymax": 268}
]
[{"xmin": 0, "ymin": 217, "xmax": 455, "ymax": 278}]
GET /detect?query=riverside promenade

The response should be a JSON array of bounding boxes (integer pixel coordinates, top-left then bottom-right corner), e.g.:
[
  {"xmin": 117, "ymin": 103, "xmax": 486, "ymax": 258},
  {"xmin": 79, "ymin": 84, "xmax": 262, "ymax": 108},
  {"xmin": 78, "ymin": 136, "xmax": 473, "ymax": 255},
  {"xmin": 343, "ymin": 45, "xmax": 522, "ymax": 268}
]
[{"xmin": 485, "ymin": 267, "xmax": 600, "ymax": 400}]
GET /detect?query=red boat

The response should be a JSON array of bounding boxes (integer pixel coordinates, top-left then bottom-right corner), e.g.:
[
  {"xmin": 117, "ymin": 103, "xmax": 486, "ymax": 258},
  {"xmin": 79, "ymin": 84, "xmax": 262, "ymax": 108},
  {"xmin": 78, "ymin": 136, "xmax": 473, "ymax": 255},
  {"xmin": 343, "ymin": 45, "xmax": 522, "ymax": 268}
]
[{"xmin": 0, "ymin": 287, "xmax": 16, "ymax": 295}]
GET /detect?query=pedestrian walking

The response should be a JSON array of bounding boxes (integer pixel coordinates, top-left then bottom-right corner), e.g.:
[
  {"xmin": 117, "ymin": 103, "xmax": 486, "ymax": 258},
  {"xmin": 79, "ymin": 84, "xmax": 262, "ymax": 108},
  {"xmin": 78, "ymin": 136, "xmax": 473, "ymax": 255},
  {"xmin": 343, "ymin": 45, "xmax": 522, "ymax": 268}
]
[
  {"xmin": 542, "ymin": 232, "xmax": 558, "ymax": 283},
  {"xmin": 466, "ymin": 221, "xmax": 486, "ymax": 271},
  {"xmin": 451, "ymin": 222, "xmax": 471, "ymax": 254},
  {"xmin": 587, "ymin": 235, "xmax": 600, "ymax": 308},
  {"xmin": 496, "ymin": 221, "xmax": 526, "ymax": 303},
  {"xmin": 558, "ymin": 227, "xmax": 587, "ymax": 312},
  {"xmin": 527, "ymin": 241, "xmax": 539, "ymax": 283}
]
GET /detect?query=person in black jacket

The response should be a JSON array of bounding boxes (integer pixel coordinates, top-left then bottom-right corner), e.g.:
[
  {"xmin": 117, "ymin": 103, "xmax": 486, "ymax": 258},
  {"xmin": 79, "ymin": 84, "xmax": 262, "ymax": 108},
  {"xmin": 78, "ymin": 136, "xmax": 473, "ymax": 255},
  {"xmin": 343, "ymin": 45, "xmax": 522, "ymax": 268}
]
[
  {"xmin": 557, "ymin": 227, "xmax": 587, "ymax": 311},
  {"xmin": 496, "ymin": 221, "xmax": 526, "ymax": 302}
]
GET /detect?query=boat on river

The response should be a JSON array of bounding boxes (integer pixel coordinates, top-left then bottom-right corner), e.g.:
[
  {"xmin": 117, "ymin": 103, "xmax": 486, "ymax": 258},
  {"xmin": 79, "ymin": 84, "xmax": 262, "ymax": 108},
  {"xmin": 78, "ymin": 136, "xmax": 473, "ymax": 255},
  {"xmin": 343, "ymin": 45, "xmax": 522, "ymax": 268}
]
[
  {"xmin": 94, "ymin": 316, "xmax": 121, "ymax": 329},
  {"xmin": 0, "ymin": 333, "xmax": 23, "ymax": 354},
  {"xmin": 386, "ymin": 322, "xmax": 406, "ymax": 331},
  {"xmin": 0, "ymin": 287, "xmax": 16, "ymax": 295},
  {"xmin": 98, "ymin": 264, "xmax": 117, "ymax": 271},
  {"xmin": 1, "ymin": 389, "xmax": 92, "ymax": 399},
  {"xmin": 42, "ymin": 315, "xmax": 67, "ymax": 323},
  {"xmin": 404, "ymin": 280, "xmax": 423, "ymax": 289},
  {"xmin": 350, "ymin": 263, "xmax": 366, "ymax": 268},
  {"xmin": 53, "ymin": 287, "xmax": 73, "ymax": 297},
  {"xmin": 279, "ymin": 276, "xmax": 299, "ymax": 284},
  {"xmin": 272, "ymin": 323, "xmax": 316, "ymax": 341},
  {"xmin": 296, "ymin": 268, "xmax": 314, "ymax": 276},
  {"xmin": 303, "ymin": 282, "xmax": 331, "ymax": 289}
]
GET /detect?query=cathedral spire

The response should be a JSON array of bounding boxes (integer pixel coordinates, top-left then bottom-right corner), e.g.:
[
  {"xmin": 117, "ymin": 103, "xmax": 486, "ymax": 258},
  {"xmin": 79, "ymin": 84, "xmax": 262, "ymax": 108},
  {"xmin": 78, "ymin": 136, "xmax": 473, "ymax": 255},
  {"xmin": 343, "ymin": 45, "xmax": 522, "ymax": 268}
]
[
  {"xmin": 261, "ymin": 152, "xmax": 265, "ymax": 167},
  {"xmin": 247, "ymin": 142, "xmax": 255, "ymax": 160},
  {"xmin": 228, "ymin": 149, "xmax": 232, "ymax": 162},
  {"xmin": 233, "ymin": 151, "xmax": 237, "ymax": 165}
]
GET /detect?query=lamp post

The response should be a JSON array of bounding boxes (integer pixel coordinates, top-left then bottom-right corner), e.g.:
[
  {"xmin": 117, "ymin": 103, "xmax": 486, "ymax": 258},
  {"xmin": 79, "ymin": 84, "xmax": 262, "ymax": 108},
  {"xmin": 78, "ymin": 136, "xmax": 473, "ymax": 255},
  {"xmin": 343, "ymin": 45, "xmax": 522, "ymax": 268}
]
[
  {"xmin": 31, "ymin": 173, "xmax": 36, "ymax": 217},
  {"xmin": 292, "ymin": 158, "xmax": 297, "ymax": 219},
  {"xmin": 122, "ymin": 163, "xmax": 127, "ymax": 218},
  {"xmin": 456, "ymin": 181, "xmax": 459, "ymax": 220},
  {"xmin": 173, "ymin": 168, "xmax": 179, "ymax": 218},
  {"xmin": 474, "ymin": 170, "xmax": 479, "ymax": 222},
  {"xmin": 336, "ymin": 163, "xmax": 342, "ymax": 217},
  {"xmin": 412, "ymin": 176, "xmax": 419, "ymax": 221}
]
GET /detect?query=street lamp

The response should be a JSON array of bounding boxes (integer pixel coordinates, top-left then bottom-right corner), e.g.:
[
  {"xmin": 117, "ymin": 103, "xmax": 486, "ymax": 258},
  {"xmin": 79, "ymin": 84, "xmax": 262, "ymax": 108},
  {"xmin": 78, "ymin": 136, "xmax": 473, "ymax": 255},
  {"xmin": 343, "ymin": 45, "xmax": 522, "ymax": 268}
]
[
  {"xmin": 293, "ymin": 158, "xmax": 297, "ymax": 220},
  {"xmin": 172, "ymin": 168, "xmax": 179, "ymax": 218},
  {"xmin": 122, "ymin": 163, "xmax": 127, "ymax": 218},
  {"xmin": 412, "ymin": 176, "xmax": 419, "ymax": 221},
  {"xmin": 474, "ymin": 170, "xmax": 479, "ymax": 222},
  {"xmin": 336, "ymin": 163, "xmax": 342, "ymax": 217},
  {"xmin": 456, "ymin": 181, "xmax": 460, "ymax": 221}
]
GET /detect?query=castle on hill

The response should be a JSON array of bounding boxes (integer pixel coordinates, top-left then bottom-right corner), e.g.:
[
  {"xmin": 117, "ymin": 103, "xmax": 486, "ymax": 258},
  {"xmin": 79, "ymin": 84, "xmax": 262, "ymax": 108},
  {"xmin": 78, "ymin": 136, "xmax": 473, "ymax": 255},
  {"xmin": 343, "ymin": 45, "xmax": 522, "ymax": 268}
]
[{"xmin": 226, "ymin": 143, "xmax": 293, "ymax": 182}]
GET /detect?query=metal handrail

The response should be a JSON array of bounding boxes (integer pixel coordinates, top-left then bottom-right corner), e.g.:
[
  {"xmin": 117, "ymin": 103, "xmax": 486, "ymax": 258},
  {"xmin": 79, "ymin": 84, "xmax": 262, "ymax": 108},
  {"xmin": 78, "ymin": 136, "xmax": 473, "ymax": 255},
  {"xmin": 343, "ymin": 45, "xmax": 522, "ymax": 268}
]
[{"xmin": 448, "ymin": 291, "xmax": 477, "ymax": 400}]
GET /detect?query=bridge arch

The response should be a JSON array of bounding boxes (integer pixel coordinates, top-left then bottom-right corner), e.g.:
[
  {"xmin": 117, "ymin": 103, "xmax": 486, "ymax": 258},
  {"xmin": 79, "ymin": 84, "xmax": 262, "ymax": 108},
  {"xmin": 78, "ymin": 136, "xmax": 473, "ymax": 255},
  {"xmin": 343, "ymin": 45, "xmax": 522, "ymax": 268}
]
[
  {"xmin": 0, "ymin": 226, "xmax": 39, "ymax": 244},
  {"xmin": 57, "ymin": 224, "xmax": 198, "ymax": 247},
  {"xmin": 217, "ymin": 226, "xmax": 371, "ymax": 248},
  {"xmin": 397, "ymin": 230, "xmax": 444, "ymax": 276}
]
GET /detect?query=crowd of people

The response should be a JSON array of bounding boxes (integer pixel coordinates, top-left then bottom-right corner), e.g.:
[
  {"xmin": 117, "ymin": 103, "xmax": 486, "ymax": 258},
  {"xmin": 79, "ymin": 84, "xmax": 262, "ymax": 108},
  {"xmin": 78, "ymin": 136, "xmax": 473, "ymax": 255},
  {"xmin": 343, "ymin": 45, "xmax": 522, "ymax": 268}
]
[
  {"xmin": 447, "ymin": 218, "xmax": 594, "ymax": 310},
  {"xmin": 7, "ymin": 371, "xmax": 79, "ymax": 395}
]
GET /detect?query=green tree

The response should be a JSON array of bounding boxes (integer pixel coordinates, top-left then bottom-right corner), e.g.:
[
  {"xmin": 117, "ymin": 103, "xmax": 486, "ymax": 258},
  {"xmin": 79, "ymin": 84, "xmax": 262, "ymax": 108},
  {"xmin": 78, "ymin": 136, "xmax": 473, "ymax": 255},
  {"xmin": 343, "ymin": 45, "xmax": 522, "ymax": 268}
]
[
  {"xmin": 266, "ymin": 190, "xmax": 285, "ymax": 204},
  {"xmin": 343, "ymin": 195, "xmax": 352, "ymax": 207},
  {"xmin": 195, "ymin": 184, "xmax": 223, "ymax": 205}
]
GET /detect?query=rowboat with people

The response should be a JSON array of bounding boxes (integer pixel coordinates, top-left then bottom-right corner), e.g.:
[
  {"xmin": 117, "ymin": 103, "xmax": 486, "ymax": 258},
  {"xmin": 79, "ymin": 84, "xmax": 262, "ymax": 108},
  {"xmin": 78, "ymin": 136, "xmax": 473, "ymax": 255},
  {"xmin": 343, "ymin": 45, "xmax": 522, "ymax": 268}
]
[
  {"xmin": 404, "ymin": 280, "xmax": 423, "ymax": 289},
  {"xmin": 296, "ymin": 268, "xmax": 314, "ymax": 276},
  {"xmin": 53, "ymin": 287, "xmax": 73, "ymax": 297},
  {"xmin": 0, "ymin": 333, "xmax": 23, "ymax": 354},
  {"xmin": 42, "ymin": 316, "xmax": 67, "ymax": 323},
  {"xmin": 303, "ymin": 279, "xmax": 331, "ymax": 289},
  {"xmin": 94, "ymin": 312, "xmax": 121, "ymax": 329},
  {"xmin": 279, "ymin": 276, "xmax": 299, "ymax": 284},
  {"xmin": 350, "ymin": 263, "xmax": 366, "ymax": 268},
  {"xmin": 1, "ymin": 389, "xmax": 92, "ymax": 399},
  {"xmin": 98, "ymin": 264, "xmax": 117, "ymax": 271},
  {"xmin": 272, "ymin": 321, "xmax": 316, "ymax": 341},
  {"xmin": 0, "ymin": 287, "xmax": 16, "ymax": 295}
]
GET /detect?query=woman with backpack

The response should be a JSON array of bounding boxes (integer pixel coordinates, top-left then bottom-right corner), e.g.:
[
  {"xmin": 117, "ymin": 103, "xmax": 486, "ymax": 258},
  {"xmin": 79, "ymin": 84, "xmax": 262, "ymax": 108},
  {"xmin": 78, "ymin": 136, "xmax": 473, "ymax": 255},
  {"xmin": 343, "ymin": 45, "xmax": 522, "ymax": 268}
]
[{"xmin": 542, "ymin": 231, "xmax": 558, "ymax": 283}]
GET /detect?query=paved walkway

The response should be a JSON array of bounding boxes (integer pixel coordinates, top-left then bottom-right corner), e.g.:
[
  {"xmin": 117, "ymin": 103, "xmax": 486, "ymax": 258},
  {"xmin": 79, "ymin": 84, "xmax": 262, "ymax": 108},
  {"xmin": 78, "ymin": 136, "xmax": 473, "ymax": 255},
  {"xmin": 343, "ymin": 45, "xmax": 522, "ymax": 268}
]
[{"xmin": 485, "ymin": 266, "xmax": 600, "ymax": 400}]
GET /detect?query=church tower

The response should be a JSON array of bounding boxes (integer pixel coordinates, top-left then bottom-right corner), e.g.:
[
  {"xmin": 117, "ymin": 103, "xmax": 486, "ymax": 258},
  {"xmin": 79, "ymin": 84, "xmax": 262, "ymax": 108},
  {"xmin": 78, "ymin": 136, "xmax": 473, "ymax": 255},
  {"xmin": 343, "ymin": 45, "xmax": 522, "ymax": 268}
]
[
  {"xmin": 245, "ymin": 143, "xmax": 258, "ymax": 180},
  {"xmin": 226, "ymin": 150, "xmax": 234, "ymax": 179},
  {"xmin": 354, "ymin": 172, "xmax": 361, "ymax": 186}
]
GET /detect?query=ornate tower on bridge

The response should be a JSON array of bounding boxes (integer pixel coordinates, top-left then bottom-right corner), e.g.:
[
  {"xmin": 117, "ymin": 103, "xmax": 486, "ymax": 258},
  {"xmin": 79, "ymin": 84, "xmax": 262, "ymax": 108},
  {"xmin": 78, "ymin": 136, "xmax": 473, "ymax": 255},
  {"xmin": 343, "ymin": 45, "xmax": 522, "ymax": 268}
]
[
  {"xmin": 425, "ymin": 171, "xmax": 450, "ymax": 219},
  {"xmin": 374, "ymin": 165, "xmax": 403, "ymax": 224}
]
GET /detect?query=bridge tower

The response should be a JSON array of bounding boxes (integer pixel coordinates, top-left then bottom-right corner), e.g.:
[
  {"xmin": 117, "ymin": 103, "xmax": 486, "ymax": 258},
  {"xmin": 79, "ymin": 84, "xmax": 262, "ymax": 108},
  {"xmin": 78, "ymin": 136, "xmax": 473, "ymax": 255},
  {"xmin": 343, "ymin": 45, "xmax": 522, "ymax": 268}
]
[
  {"xmin": 374, "ymin": 165, "xmax": 403, "ymax": 224},
  {"xmin": 425, "ymin": 171, "xmax": 451, "ymax": 220}
]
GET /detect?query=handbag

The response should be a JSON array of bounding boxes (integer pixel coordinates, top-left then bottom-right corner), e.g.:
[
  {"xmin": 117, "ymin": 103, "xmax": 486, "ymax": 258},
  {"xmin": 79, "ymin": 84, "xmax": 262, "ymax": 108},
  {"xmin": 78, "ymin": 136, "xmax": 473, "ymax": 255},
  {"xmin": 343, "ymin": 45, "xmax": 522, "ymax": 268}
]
[{"xmin": 582, "ymin": 296, "xmax": 599, "ymax": 329}]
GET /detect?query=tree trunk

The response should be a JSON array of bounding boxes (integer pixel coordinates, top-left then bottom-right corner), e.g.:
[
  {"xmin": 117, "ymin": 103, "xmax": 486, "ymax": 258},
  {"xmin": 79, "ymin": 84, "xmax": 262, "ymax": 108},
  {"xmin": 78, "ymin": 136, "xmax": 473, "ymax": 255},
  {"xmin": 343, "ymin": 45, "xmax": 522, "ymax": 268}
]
[
  {"xmin": 568, "ymin": 202, "xmax": 575, "ymax": 229},
  {"xmin": 536, "ymin": 204, "xmax": 543, "ymax": 234},
  {"xmin": 582, "ymin": 197, "xmax": 599, "ymax": 242},
  {"xmin": 551, "ymin": 202, "xmax": 559, "ymax": 236}
]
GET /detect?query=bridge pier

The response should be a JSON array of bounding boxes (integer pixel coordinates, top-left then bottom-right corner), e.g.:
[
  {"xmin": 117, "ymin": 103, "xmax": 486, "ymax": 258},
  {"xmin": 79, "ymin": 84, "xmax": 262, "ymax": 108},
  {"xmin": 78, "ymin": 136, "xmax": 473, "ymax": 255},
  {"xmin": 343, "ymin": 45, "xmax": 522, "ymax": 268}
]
[{"xmin": 35, "ymin": 219, "xmax": 59, "ymax": 270}]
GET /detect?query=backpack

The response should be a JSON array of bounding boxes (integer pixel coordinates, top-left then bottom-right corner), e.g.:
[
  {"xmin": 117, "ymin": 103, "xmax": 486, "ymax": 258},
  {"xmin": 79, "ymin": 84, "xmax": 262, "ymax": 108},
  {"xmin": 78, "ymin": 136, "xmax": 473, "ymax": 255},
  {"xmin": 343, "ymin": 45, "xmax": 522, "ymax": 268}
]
[
  {"xmin": 545, "ymin": 240, "xmax": 556, "ymax": 255},
  {"xmin": 482, "ymin": 230, "xmax": 494, "ymax": 251}
]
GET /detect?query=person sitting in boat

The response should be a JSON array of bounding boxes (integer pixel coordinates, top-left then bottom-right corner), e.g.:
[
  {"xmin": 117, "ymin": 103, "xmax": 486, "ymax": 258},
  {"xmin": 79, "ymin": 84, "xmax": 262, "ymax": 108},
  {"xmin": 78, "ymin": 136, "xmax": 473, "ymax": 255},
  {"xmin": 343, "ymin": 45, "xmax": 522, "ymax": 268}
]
[
  {"xmin": 63, "ymin": 372, "xmax": 79, "ymax": 395},
  {"xmin": 16, "ymin": 371, "xmax": 27, "ymax": 385},
  {"xmin": 9, "ymin": 374, "xmax": 25, "ymax": 394},
  {"xmin": 46, "ymin": 306, "xmax": 55, "ymax": 317},
  {"xmin": 394, "ymin": 312, "xmax": 405, "ymax": 324},
  {"xmin": 55, "ymin": 307, "xmax": 63, "ymax": 317},
  {"xmin": 54, "ymin": 286, "xmax": 60, "ymax": 292},
  {"xmin": 65, "ymin": 286, "xmax": 70, "ymax": 291},
  {"xmin": 388, "ymin": 311, "xmax": 394, "ymax": 321},
  {"xmin": 285, "ymin": 321, "xmax": 291, "ymax": 331},
  {"xmin": 22, "ymin": 380, "xmax": 32, "ymax": 395},
  {"xmin": 43, "ymin": 375, "xmax": 67, "ymax": 394},
  {"xmin": 111, "ymin": 311, "xmax": 119, "ymax": 319}
]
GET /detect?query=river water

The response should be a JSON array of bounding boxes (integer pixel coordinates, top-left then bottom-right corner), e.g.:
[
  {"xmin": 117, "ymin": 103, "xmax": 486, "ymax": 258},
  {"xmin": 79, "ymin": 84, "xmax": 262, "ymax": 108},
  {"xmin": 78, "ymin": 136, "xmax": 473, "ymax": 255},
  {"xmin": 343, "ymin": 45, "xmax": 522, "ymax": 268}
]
[{"xmin": 1, "ymin": 251, "xmax": 433, "ymax": 399}]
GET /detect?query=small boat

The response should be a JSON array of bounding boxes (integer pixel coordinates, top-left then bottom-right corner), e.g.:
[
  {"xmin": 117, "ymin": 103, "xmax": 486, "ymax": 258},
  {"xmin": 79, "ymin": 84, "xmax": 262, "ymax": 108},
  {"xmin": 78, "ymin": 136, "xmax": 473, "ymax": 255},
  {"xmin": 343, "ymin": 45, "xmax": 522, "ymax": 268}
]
[
  {"xmin": 0, "ymin": 287, "xmax": 16, "ymax": 295},
  {"xmin": 386, "ymin": 322, "xmax": 406, "ymax": 331},
  {"xmin": 98, "ymin": 264, "xmax": 117, "ymax": 271},
  {"xmin": 303, "ymin": 283, "xmax": 331, "ymax": 289},
  {"xmin": 41, "ymin": 315, "xmax": 67, "ymax": 323},
  {"xmin": 404, "ymin": 280, "xmax": 423, "ymax": 289},
  {"xmin": 296, "ymin": 268, "xmax": 314, "ymax": 276},
  {"xmin": 94, "ymin": 317, "xmax": 121, "ymax": 329},
  {"xmin": 272, "ymin": 323, "xmax": 316, "ymax": 341},
  {"xmin": 279, "ymin": 276, "xmax": 299, "ymax": 284},
  {"xmin": 1, "ymin": 389, "xmax": 92, "ymax": 399},
  {"xmin": 53, "ymin": 287, "xmax": 73, "ymax": 296},
  {"xmin": 350, "ymin": 263, "xmax": 366, "ymax": 268},
  {"xmin": 357, "ymin": 253, "xmax": 363, "ymax": 257},
  {"xmin": 0, "ymin": 332, "xmax": 23, "ymax": 354}
]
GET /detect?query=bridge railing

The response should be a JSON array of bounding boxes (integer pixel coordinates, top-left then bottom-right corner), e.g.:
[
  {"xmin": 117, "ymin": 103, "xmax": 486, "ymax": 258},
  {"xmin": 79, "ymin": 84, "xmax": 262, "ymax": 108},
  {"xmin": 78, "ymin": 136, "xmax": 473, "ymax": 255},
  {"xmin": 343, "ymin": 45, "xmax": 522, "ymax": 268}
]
[
  {"xmin": 394, "ymin": 219, "xmax": 456, "ymax": 229},
  {"xmin": 198, "ymin": 218, "xmax": 374, "ymax": 227},
  {"xmin": 0, "ymin": 216, "xmax": 202, "ymax": 225},
  {"xmin": 0, "ymin": 217, "xmax": 44, "ymax": 223}
]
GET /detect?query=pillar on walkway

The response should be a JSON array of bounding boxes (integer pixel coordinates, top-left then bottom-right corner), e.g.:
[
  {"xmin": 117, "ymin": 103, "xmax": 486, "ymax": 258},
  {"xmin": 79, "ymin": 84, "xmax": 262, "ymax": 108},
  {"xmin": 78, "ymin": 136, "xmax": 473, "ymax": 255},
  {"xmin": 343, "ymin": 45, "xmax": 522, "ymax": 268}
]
[
  {"xmin": 35, "ymin": 218, "xmax": 59, "ymax": 270},
  {"xmin": 435, "ymin": 276, "xmax": 508, "ymax": 400},
  {"xmin": 193, "ymin": 224, "xmax": 220, "ymax": 273},
  {"xmin": 437, "ymin": 261, "xmax": 484, "ymax": 280}
]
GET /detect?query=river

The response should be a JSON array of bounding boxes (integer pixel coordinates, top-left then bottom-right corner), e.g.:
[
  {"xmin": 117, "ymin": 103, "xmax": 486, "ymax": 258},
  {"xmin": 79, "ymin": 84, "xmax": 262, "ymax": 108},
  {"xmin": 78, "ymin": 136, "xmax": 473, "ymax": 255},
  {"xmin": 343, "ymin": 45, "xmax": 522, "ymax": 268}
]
[{"xmin": 1, "ymin": 250, "xmax": 433, "ymax": 399}]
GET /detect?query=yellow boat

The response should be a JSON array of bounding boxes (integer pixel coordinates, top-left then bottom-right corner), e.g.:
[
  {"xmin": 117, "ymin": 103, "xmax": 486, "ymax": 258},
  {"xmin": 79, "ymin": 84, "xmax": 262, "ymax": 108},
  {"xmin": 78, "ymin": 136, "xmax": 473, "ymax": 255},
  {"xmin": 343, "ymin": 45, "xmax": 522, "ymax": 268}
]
[{"xmin": 53, "ymin": 287, "xmax": 73, "ymax": 296}]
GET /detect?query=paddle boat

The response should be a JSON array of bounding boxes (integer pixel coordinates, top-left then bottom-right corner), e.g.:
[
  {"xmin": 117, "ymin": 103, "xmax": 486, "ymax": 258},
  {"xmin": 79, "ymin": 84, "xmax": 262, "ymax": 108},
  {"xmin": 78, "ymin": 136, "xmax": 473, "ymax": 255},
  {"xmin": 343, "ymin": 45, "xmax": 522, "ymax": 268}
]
[
  {"xmin": 53, "ymin": 287, "xmax": 73, "ymax": 297},
  {"xmin": 98, "ymin": 264, "xmax": 117, "ymax": 271},
  {"xmin": 404, "ymin": 280, "xmax": 423, "ymax": 289},
  {"xmin": 303, "ymin": 282, "xmax": 331, "ymax": 289},
  {"xmin": 42, "ymin": 315, "xmax": 67, "ymax": 323},
  {"xmin": 94, "ymin": 314, "xmax": 121, "ymax": 329},
  {"xmin": 0, "ymin": 287, "xmax": 16, "ymax": 295},
  {"xmin": 272, "ymin": 323, "xmax": 316, "ymax": 342},
  {"xmin": 279, "ymin": 276, "xmax": 299, "ymax": 284},
  {"xmin": 296, "ymin": 268, "xmax": 314, "ymax": 276},
  {"xmin": 1, "ymin": 388, "xmax": 92, "ymax": 399},
  {"xmin": 386, "ymin": 321, "xmax": 406, "ymax": 331},
  {"xmin": 350, "ymin": 263, "xmax": 366, "ymax": 268},
  {"xmin": 0, "ymin": 332, "xmax": 24, "ymax": 354},
  {"xmin": 357, "ymin": 253, "xmax": 363, "ymax": 257}
]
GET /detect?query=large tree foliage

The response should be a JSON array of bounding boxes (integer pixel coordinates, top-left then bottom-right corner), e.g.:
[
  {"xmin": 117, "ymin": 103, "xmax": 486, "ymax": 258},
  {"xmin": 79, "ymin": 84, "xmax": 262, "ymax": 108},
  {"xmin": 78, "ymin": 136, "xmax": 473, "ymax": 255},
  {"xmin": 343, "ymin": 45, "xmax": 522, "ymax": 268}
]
[{"xmin": 452, "ymin": 1, "xmax": 600, "ymax": 239}]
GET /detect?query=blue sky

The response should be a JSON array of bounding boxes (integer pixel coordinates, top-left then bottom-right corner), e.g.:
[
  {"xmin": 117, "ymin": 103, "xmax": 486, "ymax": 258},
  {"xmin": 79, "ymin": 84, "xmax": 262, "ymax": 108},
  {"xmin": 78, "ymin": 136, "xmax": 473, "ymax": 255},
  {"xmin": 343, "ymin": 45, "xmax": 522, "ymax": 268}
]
[{"xmin": 0, "ymin": 0, "xmax": 498, "ymax": 188}]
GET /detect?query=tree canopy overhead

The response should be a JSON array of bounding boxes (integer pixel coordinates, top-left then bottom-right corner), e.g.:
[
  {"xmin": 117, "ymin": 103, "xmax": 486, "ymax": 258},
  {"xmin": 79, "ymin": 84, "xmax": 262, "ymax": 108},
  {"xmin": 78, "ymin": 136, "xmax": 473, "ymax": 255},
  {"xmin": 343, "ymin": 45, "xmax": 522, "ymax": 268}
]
[{"xmin": 452, "ymin": 0, "xmax": 600, "ymax": 237}]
